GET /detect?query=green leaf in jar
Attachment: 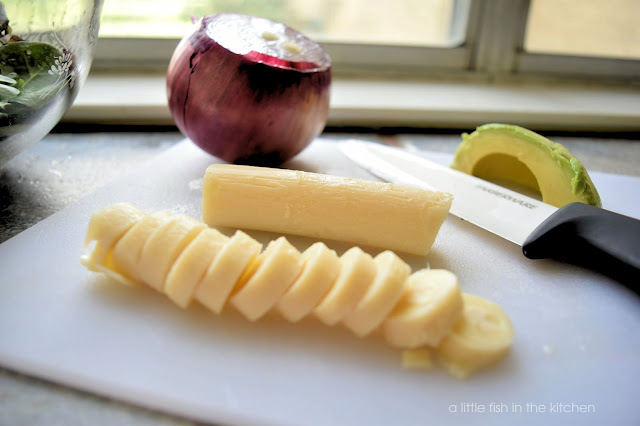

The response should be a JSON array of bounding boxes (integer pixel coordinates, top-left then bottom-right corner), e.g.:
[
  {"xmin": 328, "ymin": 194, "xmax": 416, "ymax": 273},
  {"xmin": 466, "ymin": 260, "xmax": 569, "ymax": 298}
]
[{"xmin": 0, "ymin": 41, "xmax": 67, "ymax": 124}]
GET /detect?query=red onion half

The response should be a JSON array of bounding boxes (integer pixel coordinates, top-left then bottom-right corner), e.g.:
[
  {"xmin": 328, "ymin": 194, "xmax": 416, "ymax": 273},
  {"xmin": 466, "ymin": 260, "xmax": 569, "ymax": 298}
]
[{"xmin": 167, "ymin": 13, "xmax": 332, "ymax": 165}]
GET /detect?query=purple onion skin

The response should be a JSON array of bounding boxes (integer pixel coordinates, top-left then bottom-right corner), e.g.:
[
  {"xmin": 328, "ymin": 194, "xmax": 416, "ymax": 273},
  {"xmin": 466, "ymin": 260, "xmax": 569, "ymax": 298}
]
[{"xmin": 167, "ymin": 16, "xmax": 331, "ymax": 166}]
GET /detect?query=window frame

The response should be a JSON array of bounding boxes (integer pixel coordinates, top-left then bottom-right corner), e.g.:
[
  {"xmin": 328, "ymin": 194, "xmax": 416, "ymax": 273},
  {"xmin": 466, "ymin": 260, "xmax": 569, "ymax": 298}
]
[{"xmin": 471, "ymin": 0, "xmax": 640, "ymax": 82}]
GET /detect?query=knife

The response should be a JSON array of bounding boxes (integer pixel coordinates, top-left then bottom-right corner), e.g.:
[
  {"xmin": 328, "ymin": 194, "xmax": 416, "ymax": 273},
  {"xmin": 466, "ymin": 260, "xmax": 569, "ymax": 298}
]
[{"xmin": 339, "ymin": 139, "xmax": 640, "ymax": 289}]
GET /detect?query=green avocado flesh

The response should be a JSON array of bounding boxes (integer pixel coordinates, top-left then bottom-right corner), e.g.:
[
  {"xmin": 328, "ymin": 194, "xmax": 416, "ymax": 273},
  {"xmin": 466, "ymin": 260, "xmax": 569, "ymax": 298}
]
[{"xmin": 451, "ymin": 123, "xmax": 602, "ymax": 208}]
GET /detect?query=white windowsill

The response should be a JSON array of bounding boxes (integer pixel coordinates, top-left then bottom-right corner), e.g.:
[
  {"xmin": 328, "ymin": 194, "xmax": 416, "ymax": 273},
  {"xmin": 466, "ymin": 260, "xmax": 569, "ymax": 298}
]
[{"xmin": 64, "ymin": 73, "xmax": 640, "ymax": 132}]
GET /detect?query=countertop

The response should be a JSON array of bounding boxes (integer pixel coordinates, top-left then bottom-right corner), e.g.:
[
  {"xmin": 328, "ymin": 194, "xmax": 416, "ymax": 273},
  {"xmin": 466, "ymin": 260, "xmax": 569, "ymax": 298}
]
[{"xmin": 1, "ymin": 129, "xmax": 639, "ymax": 426}]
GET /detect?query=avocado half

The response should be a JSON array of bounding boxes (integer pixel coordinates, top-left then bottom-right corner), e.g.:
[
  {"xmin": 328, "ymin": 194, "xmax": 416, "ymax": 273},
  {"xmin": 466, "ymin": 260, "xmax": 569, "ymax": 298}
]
[{"xmin": 451, "ymin": 124, "xmax": 602, "ymax": 208}]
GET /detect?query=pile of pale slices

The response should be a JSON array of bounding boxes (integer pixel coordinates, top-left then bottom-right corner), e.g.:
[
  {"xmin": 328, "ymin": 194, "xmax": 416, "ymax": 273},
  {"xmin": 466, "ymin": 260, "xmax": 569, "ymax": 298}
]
[{"xmin": 81, "ymin": 165, "xmax": 514, "ymax": 379}]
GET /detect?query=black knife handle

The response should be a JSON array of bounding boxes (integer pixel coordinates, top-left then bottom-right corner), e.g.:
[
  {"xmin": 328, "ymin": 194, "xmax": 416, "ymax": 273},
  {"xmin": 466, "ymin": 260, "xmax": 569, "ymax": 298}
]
[{"xmin": 522, "ymin": 202, "xmax": 640, "ymax": 290}]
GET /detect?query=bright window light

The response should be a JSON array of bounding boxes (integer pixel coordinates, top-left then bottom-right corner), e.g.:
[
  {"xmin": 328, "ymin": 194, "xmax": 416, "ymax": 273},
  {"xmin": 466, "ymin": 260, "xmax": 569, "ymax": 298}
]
[
  {"xmin": 525, "ymin": 0, "xmax": 640, "ymax": 60},
  {"xmin": 98, "ymin": 0, "xmax": 465, "ymax": 47}
]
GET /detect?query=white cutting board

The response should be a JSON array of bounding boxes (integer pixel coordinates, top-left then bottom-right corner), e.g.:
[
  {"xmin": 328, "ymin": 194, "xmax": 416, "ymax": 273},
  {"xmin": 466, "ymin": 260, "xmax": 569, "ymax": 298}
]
[{"xmin": 1, "ymin": 139, "xmax": 639, "ymax": 426}]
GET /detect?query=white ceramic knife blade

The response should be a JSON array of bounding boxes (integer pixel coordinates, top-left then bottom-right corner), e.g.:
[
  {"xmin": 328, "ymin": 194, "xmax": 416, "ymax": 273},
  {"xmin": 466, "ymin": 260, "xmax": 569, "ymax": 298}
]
[
  {"xmin": 339, "ymin": 139, "xmax": 556, "ymax": 246},
  {"xmin": 339, "ymin": 139, "xmax": 640, "ymax": 288}
]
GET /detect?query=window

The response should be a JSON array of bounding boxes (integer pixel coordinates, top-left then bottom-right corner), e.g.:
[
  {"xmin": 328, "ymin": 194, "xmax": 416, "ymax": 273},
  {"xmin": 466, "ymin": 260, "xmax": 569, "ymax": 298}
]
[
  {"xmin": 525, "ymin": 0, "xmax": 640, "ymax": 60},
  {"xmin": 56, "ymin": 0, "xmax": 639, "ymax": 131},
  {"xmin": 95, "ymin": 0, "xmax": 470, "ymax": 75},
  {"xmin": 99, "ymin": 0, "xmax": 466, "ymax": 47},
  {"xmin": 94, "ymin": 0, "xmax": 639, "ymax": 82}
]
